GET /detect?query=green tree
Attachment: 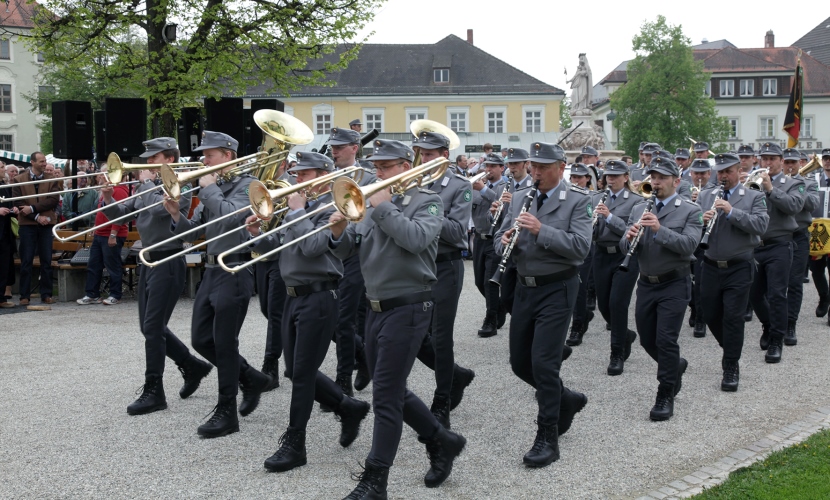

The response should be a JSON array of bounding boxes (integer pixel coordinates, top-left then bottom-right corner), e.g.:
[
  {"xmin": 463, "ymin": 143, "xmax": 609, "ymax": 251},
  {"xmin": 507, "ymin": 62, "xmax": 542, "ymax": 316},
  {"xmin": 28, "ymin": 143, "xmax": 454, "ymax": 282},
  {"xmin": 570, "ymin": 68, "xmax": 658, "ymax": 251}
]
[
  {"xmin": 559, "ymin": 96, "xmax": 572, "ymax": 131},
  {"xmin": 609, "ymin": 15, "xmax": 729, "ymax": 157},
  {"xmin": 24, "ymin": 0, "xmax": 384, "ymax": 137}
]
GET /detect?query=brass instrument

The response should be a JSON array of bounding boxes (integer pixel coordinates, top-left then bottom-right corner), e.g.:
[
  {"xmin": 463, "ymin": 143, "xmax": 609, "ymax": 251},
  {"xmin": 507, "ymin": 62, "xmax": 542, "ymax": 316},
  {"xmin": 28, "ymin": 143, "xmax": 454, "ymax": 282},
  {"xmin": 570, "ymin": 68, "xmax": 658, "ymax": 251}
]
[
  {"xmin": 799, "ymin": 156, "xmax": 821, "ymax": 176},
  {"xmin": 698, "ymin": 182, "xmax": 726, "ymax": 250},
  {"xmin": 466, "ymin": 171, "xmax": 487, "ymax": 184},
  {"xmin": 489, "ymin": 180, "xmax": 540, "ymax": 285},
  {"xmin": 620, "ymin": 198, "xmax": 655, "ymax": 272},
  {"xmin": 410, "ymin": 119, "xmax": 460, "ymax": 167},
  {"xmin": 638, "ymin": 175, "xmax": 653, "ymax": 198},
  {"xmin": 744, "ymin": 169, "xmax": 769, "ymax": 190},
  {"xmin": 690, "ymin": 179, "xmax": 702, "ymax": 197}
]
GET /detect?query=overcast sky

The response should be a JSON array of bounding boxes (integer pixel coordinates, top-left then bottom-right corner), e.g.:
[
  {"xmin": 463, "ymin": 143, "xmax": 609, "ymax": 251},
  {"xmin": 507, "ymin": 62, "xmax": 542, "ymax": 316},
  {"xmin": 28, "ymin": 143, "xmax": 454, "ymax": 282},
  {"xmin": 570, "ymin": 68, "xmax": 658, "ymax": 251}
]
[{"xmin": 355, "ymin": 0, "xmax": 823, "ymax": 94}]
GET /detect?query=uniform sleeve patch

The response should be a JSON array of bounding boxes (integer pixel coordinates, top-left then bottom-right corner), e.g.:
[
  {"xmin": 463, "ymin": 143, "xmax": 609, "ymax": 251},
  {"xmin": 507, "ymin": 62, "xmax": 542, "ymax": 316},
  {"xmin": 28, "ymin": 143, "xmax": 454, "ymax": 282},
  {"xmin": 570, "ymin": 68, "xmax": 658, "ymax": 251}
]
[
  {"xmin": 699, "ymin": 213, "xmax": 704, "ymax": 225},
  {"xmin": 463, "ymin": 189, "xmax": 472, "ymax": 202},
  {"xmin": 427, "ymin": 203, "xmax": 440, "ymax": 216},
  {"xmin": 799, "ymin": 185, "xmax": 805, "ymax": 193},
  {"xmin": 587, "ymin": 204, "xmax": 593, "ymax": 217},
  {"xmin": 181, "ymin": 185, "xmax": 191, "ymax": 193},
  {"xmin": 245, "ymin": 187, "xmax": 250, "ymax": 196}
]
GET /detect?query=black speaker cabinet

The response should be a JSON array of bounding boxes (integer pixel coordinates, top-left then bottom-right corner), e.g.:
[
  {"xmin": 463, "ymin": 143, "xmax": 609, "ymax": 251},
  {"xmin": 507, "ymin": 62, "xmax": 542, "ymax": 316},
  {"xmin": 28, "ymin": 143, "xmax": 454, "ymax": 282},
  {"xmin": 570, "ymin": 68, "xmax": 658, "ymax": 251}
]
[
  {"xmin": 104, "ymin": 98, "xmax": 147, "ymax": 157},
  {"xmin": 204, "ymin": 97, "xmax": 244, "ymax": 145},
  {"xmin": 94, "ymin": 110, "xmax": 106, "ymax": 161},
  {"xmin": 177, "ymin": 107, "xmax": 203, "ymax": 157},
  {"xmin": 52, "ymin": 101, "xmax": 94, "ymax": 159},
  {"xmin": 246, "ymin": 99, "xmax": 284, "ymax": 154}
]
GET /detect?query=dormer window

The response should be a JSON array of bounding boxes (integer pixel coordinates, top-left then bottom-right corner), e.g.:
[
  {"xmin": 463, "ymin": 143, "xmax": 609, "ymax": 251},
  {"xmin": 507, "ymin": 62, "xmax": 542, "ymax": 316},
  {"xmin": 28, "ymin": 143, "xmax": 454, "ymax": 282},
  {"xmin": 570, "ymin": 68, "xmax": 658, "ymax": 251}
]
[{"xmin": 434, "ymin": 68, "xmax": 449, "ymax": 83}]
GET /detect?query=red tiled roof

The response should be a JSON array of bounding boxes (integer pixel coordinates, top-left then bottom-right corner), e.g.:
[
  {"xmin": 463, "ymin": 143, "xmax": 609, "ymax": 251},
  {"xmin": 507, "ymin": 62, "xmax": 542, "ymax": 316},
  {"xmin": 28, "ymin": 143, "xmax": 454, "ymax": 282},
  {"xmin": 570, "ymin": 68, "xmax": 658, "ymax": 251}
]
[{"xmin": 0, "ymin": 0, "xmax": 36, "ymax": 29}]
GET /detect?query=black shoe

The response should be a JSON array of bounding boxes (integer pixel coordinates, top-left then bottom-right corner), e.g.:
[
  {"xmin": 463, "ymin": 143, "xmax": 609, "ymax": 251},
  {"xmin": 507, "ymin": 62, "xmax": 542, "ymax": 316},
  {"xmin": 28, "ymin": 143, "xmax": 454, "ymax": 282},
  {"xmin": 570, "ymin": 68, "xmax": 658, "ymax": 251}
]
[
  {"xmin": 721, "ymin": 360, "xmax": 739, "ymax": 392},
  {"xmin": 497, "ymin": 303, "xmax": 507, "ymax": 329},
  {"xmin": 354, "ymin": 347, "xmax": 371, "ymax": 392},
  {"xmin": 586, "ymin": 288, "xmax": 596, "ymax": 311},
  {"xmin": 566, "ymin": 320, "xmax": 584, "ymax": 346},
  {"xmin": 430, "ymin": 395, "xmax": 451, "ymax": 429},
  {"xmin": 605, "ymin": 322, "xmax": 611, "ymax": 331},
  {"xmin": 687, "ymin": 313, "xmax": 695, "ymax": 328},
  {"xmin": 649, "ymin": 385, "xmax": 674, "ymax": 421},
  {"xmin": 817, "ymin": 295, "xmax": 830, "ymax": 317},
  {"xmin": 765, "ymin": 337, "xmax": 783, "ymax": 363},
  {"xmin": 449, "ymin": 366, "xmax": 475, "ymax": 411},
  {"xmin": 264, "ymin": 428, "xmax": 307, "ymax": 472},
  {"xmin": 674, "ymin": 358, "xmax": 688, "ymax": 397},
  {"xmin": 693, "ymin": 320, "xmax": 706, "ymax": 338},
  {"xmin": 607, "ymin": 352, "xmax": 625, "ymax": 376},
  {"xmin": 760, "ymin": 323, "xmax": 770, "ymax": 350},
  {"xmin": 522, "ymin": 423, "xmax": 559, "ymax": 468},
  {"xmin": 744, "ymin": 308, "xmax": 753, "ymax": 322},
  {"xmin": 558, "ymin": 389, "xmax": 587, "ymax": 436},
  {"xmin": 784, "ymin": 323, "xmax": 797, "ymax": 346},
  {"xmin": 337, "ymin": 373, "xmax": 354, "ymax": 398},
  {"xmin": 563, "ymin": 344, "xmax": 572, "ymax": 362},
  {"xmin": 261, "ymin": 357, "xmax": 280, "ymax": 391},
  {"xmin": 477, "ymin": 312, "xmax": 497, "ymax": 338},
  {"xmin": 177, "ymin": 356, "xmax": 213, "ymax": 399},
  {"xmin": 423, "ymin": 427, "xmax": 466, "ymax": 487},
  {"xmin": 127, "ymin": 376, "xmax": 167, "ymax": 415},
  {"xmin": 239, "ymin": 368, "xmax": 276, "ymax": 417},
  {"xmin": 624, "ymin": 329, "xmax": 637, "ymax": 361},
  {"xmin": 343, "ymin": 461, "xmax": 389, "ymax": 500},
  {"xmin": 198, "ymin": 396, "xmax": 239, "ymax": 438},
  {"xmin": 335, "ymin": 396, "xmax": 371, "ymax": 448}
]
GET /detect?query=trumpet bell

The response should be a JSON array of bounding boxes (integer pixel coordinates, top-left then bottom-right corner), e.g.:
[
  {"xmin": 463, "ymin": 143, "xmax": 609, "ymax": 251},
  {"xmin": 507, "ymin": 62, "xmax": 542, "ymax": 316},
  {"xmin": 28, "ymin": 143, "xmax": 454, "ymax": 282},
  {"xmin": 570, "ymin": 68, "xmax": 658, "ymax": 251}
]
[
  {"xmin": 744, "ymin": 169, "xmax": 769, "ymax": 190},
  {"xmin": 249, "ymin": 180, "xmax": 275, "ymax": 220},
  {"xmin": 799, "ymin": 157, "xmax": 822, "ymax": 176},
  {"xmin": 638, "ymin": 175, "xmax": 653, "ymax": 198},
  {"xmin": 332, "ymin": 177, "xmax": 367, "ymax": 221}
]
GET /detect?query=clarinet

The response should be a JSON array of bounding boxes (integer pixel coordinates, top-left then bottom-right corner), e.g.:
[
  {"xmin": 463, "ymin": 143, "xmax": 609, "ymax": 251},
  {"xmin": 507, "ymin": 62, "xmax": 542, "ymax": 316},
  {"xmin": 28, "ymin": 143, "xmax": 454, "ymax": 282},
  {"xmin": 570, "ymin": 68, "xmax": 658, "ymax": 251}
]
[
  {"xmin": 490, "ymin": 180, "xmax": 540, "ymax": 285},
  {"xmin": 592, "ymin": 189, "xmax": 610, "ymax": 227},
  {"xmin": 487, "ymin": 174, "xmax": 514, "ymax": 238},
  {"xmin": 619, "ymin": 197, "xmax": 655, "ymax": 272},
  {"xmin": 698, "ymin": 182, "xmax": 727, "ymax": 250}
]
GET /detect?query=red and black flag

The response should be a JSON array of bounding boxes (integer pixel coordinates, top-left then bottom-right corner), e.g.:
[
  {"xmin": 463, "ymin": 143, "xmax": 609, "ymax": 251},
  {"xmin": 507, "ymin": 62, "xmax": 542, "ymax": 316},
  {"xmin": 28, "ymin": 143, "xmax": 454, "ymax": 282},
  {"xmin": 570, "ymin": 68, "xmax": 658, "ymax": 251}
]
[{"xmin": 783, "ymin": 53, "xmax": 804, "ymax": 148}]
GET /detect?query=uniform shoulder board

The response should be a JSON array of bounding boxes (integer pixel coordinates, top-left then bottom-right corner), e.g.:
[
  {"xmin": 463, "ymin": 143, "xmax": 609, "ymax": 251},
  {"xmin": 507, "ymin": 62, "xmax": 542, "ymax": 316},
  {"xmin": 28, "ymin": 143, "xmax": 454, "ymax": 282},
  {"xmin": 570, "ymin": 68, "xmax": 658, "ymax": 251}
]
[
  {"xmin": 454, "ymin": 173, "xmax": 468, "ymax": 181},
  {"xmin": 683, "ymin": 199, "xmax": 698, "ymax": 206},
  {"xmin": 514, "ymin": 185, "xmax": 532, "ymax": 193},
  {"xmin": 569, "ymin": 185, "xmax": 589, "ymax": 195},
  {"xmin": 419, "ymin": 187, "xmax": 437, "ymax": 195}
]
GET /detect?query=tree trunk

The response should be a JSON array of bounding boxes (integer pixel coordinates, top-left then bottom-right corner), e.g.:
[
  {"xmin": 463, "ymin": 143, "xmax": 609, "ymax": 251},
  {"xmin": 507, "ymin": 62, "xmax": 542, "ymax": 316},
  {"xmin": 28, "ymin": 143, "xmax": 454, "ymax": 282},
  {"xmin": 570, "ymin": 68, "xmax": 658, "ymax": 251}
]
[{"xmin": 146, "ymin": 0, "xmax": 175, "ymax": 137}]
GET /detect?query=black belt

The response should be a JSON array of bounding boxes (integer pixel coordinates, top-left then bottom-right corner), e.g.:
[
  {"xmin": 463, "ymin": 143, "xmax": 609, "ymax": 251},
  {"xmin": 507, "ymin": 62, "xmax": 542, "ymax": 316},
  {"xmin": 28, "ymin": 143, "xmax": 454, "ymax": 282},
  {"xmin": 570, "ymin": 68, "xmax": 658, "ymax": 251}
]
[
  {"xmin": 144, "ymin": 248, "xmax": 182, "ymax": 262},
  {"xmin": 703, "ymin": 256, "xmax": 749, "ymax": 269},
  {"xmin": 595, "ymin": 244, "xmax": 619, "ymax": 254},
  {"xmin": 206, "ymin": 253, "xmax": 250, "ymax": 265},
  {"xmin": 286, "ymin": 280, "xmax": 339, "ymax": 298},
  {"xmin": 368, "ymin": 291, "xmax": 432, "ymax": 313},
  {"xmin": 436, "ymin": 250, "xmax": 462, "ymax": 263},
  {"xmin": 478, "ymin": 232, "xmax": 494, "ymax": 241},
  {"xmin": 639, "ymin": 267, "xmax": 689, "ymax": 284},
  {"xmin": 518, "ymin": 267, "xmax": 578, "ymax": 287},
  {"xmin": 759, "ymin": 235, "xmax": 792, "ymax": 247}
]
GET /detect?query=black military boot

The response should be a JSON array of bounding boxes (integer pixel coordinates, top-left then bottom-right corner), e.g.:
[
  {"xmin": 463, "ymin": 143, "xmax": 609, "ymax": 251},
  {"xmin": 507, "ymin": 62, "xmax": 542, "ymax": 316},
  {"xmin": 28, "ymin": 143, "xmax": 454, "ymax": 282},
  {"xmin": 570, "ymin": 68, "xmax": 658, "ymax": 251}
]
[
  {"xmin": 177, "ymin": 356, "xmax": 213, "ymax": 399},
  {"xmin": 817, "ymin": 295, "xmax": 830, "ymax": 317},
  {"xmin": 423, "ymin": 426, "xmax": 467, "ymax": 487},
  {"xmin": 784, "ymin": 322, "xmax": 798, "ymax": 346},
  {"xmin": 335, "ymin": 395, "xmax": 371, "ymax": 447},
  {"xmin": 674, "ymin": 358, "xmax": 688, "ymax": 396},
  {"xmin": 449, "ymin": 366, "xmax": 475, "ymax": 411},
  {"xmin": 477, "ymin": 311, "xmax": 497, "ymax": 338},
  {"xmin": 563, "ymin": 344, "xmax": 573, "ymax": 362},
  {"xmin": 261, "ymin": 356, "xmax": 280, "ymax": 391},
  {"xmin": 693, "ymin": 320, "xmax": 706, "ymax": 338},
  {"xmin": 721, "ymin": 359, "xmax": 739, "ymax": 392},
  {"xmin": 744, "ymin": 305, "xmax": 753, "ymax": 322},
  {"xmin": 688, "ymin": 305, "xmax": 695, "ymax": 328},
  {"xmin": 760, "ymin": 323, "xmax": 771, "ymax": 350},
  {"xmin": 765, "ymin": 336, "xmax": 783, "ymax": 363},
  {"xmin": 337, "ymin": 373, "xmax": 355, "ymax": 398},
  {"xmin": 523, "ymin": 422, "xmax": 559, "ymax": 468},
  {"xmin": 239, "ymin": 367, "xmax": 276, "ymax": 417},
  {"xmin": 566, "ymin": 320, "xmax": 584, "ymax": 346},
  {"xmin": 623, "ymin": 329, "xmax": 637, "ymax": 361},
  {"xmin": 430, "ymin": 395, "xmax": 451, "ymax": 429},
  {"xmin": 197, "ymin": 395, "xmax": 239, "ymax": 438},
  {"xmin": 558, "ymin": 388, "xmax": 587, "ymax": 436},
  {"xmin": 343, "ymin": 461, "xmax": 389, "ymax": 500},
  {"xmin": 264, "ymin": 428, "xmax": 307, "ymax": 472},
  {"xmin": 607, "ymin": 349, "xmax": 625, "ymax": 376},
  {"xmin": 354, "ymin": 346, "xmax": 371, "ymax": 391},
  {"xmin": 127, "ymin": 376, "xmax": 167, "ymax": 416},
  {"xmin": 586, "ymin": 287, "xmax": 596, "ymax": 311},
  {"xmin": 649, "ymin": 384, "xmax": 675, "ymax": 421}
]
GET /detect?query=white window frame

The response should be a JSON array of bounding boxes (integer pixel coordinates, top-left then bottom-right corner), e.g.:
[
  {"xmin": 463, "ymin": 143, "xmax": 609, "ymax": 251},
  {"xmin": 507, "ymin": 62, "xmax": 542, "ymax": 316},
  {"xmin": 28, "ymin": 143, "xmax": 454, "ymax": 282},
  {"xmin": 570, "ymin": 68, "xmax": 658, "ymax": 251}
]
[
  {"xmin": 0, "ymin": 39, "xmax": 11, "ymax": 62},
  {"xmin": 484, "ymin": 106, "xmax": 507, "ymax": 134},
  {"xmin": 704, "ymin": 80, "xmax": 711, "ymax": 96},
  {"xmin": 405, "ymin": 107, "xmax": 428, "ymax": 131},
  {"xmin": 434, "ymin": 68, "xmax": 449, "ymax": 83},
  {"xmin": 311, "ymin": 103, "xmax": 334, "ymax": 136},
  {"xmin": 728, "ymin": 118, "xmax": 739, "ymax": 139},
  {"xmin": 0, "ymin": 132, "xmax": 13, "ymax": 151},
  {"xmin": 720, "ymin": 80, "xmax": 734, "ymax": 97},
  {"xmin": 763, "ymin": 78, "xmax": 778, "ymax": 96},
  {"xmin": 362, "ymin": 108, "xmax": 384, "ymax": 133},
  {"xmin": 522, "ymin": 105, "xmax": 545, "ymax": 133},
  {"xmin": 739, "ymin": 79, "xmax": 754, "ymax": 97},
  {"xmin": 759, "ymin": 116, "xmax": 776, "ymax": 139},
  {"xmin": 35, "ymin": 51, "xmax": 44, "ymax": 64},
  {"xmin": 447, "ymin": 106, "xmax": 469, "ymax": 133},
  {"xmin": 803, "ymin": 116, "xmax": 814, "ymax": 139},
  {"xmin": 0, "ymin": 83, "xmax": 13, "ymax": 114}
]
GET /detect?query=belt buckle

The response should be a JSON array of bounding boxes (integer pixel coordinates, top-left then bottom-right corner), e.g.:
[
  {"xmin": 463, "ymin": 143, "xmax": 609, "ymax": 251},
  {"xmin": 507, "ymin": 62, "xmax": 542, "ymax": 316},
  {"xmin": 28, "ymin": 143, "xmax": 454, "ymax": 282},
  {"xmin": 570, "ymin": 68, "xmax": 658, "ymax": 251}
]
[
  {"xmin": 286, "ymin": 287, "xmax": 297, "ymax": 297},
  {"xmin": 525, "ymin": 276, "xmax": 537, "ymax": 287},
  {"xmin": 207, "ymin": 255, "xmax": 217, "ymax": 265},
  {"xmin": 717, "ymin": 260, "xmax": 728, "ymax": 269},
  {"xmin": 607, "ymin": 246, "xmax": 616, "ymax": 254},
  {"xmin": 370, "ymin": 300, "xmax": 382, "ymax": 313},
  {"xmin": 647, "ymin": 275, "xmax": 660, "ymax": 284}
]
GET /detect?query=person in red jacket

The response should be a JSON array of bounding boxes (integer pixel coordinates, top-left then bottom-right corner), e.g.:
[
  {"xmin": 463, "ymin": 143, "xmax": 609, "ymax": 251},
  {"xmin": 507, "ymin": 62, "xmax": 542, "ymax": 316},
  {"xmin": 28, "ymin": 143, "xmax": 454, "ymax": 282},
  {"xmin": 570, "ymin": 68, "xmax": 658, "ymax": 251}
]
[{"xmin": 76, "ymin": 167, "xmax": 129, "ymax": 305}]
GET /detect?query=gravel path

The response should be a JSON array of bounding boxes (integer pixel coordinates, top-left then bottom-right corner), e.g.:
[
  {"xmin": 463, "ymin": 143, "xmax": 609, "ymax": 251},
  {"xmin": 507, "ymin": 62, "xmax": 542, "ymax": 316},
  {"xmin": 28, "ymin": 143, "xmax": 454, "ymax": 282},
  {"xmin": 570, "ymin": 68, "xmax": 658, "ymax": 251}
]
[{"xmin": 2, "ymin": 261, "xmax": 829, "ymax": 499}]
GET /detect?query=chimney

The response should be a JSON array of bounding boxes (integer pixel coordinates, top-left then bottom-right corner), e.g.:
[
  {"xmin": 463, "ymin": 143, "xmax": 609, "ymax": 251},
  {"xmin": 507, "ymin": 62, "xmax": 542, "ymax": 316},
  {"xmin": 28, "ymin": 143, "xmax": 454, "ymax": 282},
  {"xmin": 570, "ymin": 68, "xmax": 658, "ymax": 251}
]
[
  {"xmin": 467, "ymin": 29, "xmax": 473, "ymax": 45},
  {"xmin": 765, "ymin": 30, "xmax": 774, "ymax": 48}
]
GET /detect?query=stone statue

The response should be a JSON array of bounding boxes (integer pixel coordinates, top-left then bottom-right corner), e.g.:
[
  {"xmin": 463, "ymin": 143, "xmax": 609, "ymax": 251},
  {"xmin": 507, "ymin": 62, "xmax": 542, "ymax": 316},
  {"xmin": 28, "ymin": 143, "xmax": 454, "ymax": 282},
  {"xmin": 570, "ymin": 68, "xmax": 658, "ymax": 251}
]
[{"xmin": 566, "ymin": 54, "xmax": 593, "ymax": 116}]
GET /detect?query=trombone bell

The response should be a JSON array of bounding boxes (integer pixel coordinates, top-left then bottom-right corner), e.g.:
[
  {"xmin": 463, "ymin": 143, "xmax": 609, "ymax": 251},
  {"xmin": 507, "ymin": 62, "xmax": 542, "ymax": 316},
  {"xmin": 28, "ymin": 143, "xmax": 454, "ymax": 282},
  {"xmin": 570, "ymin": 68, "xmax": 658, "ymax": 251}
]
[{"xmin": 799, "ymin": 156, "xmax": 822, "ymax": 176}]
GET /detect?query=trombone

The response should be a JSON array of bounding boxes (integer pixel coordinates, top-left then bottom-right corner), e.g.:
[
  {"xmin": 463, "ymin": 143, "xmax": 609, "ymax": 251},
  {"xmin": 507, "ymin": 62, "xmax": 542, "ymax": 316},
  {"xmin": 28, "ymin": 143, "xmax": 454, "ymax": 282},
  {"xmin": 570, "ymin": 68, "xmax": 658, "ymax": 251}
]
[{"xmin": 219, "ymin": 157, "xmax": 450, "ymax": 273}]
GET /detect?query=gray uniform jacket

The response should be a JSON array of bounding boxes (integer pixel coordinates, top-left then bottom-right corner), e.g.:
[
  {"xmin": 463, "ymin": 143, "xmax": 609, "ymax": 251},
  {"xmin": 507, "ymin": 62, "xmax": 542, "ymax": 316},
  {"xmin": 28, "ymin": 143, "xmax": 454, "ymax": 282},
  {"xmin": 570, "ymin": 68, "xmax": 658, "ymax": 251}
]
[
  {"xmin": 677, "ymin": 179, "xmax": 693, "ymax": 201},
  {"xmin": 497, "ymin": 175, "xmax": 534, "ymax": 222},
  {"xmin": 697, "ymin": 186, "xmax": 769, "ymax": 261},
  {"xmin": 471, "ymin": 178, "xmax": 507, "ymax": 234},
  {"xmin": 811, "ymin": 172, "xmax": 830, "ymax": 218},
  {"xmin": 330, "ymin": 186, "xmax": 443, "ymax": 301},
  {"xmin": 104, "ymin": 180, "xmax": 192, "ymax": 250},
  {"xmin": 793, "ymin": 174, "xmax": 818, "ymax": 231},
  {"xmin": 621, "ymin": 196, "xmax": 703, "ymax": 275},
  {"xmin": 253, "ymin": 192, "xmax": 343, "ymax": 287},
  {"xmin": 172, "ymin": 174, "xmax": 256, "ymax": 256},
  {"xmin": 429, "ymin": 170, "xmax": 473, "ymax": 253},
  {"xmin": 760, "ymin": 173, "xmax": 805, "ymax": 239},
  {"xmin": 494, "ymin": 183, "xmax": 592, "ymax": 277},
  {"xmin": 353, "ymin": 164, "xmax": 377, "ymax": 187},
  {"xmin": 592, "ymin": 188, "xmax": 643, "ymax": 249},
  {"xmin": 630, "ymin": 163, "xmax": 648, "ymax": 182}
]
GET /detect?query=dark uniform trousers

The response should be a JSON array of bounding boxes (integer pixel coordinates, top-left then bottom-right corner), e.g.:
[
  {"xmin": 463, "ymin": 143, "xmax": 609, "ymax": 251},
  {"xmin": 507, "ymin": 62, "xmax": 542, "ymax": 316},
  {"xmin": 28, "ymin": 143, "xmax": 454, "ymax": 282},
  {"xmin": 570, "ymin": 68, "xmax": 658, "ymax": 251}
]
[
  {"xmin": 573, "ymin": 245, "xmax": 594, "ymax": 324},
  {"xmin": 691, "ymin": 247, "xmax": 705, "ymax": 322},
  {"xmin": 139, "ymin": 257, "xmax": 191, "ymax": 379},
  {"xmin": 472, "ymin": 233, "xmax": 499, "ymax": 313},
  {"xmin": 416, "ymin": 258, "xmax": 463, "ymax": 399},
  {"xmin": 334, "ymin": 254, "xmax": 365, "ymax": 378},
  {"xmin": 191, "ymin": 266, "xmax": 255, "ymax": 397},
  {"xmin": 499, "ymin": 260, "xmax": 519, "ymax": 314},
  {"xmin": 18, "ymin": 224, "xmax": 54, "ymax": 298},
  {"xmin": 635, "ymin": 276, "xmax": 691, "ymax": 387},
  {"xmin": 510, "ymin": 275, "xmax": 578, "ymax": 427},
  {"xmin": 255, "ymin": 259, "xmax": 286, "ymax": 362},
  {"xmin": 810, "ymin": 255, "xmax": 829, "ymax": 298},
  {"xmin": 750, "ymin": 241, "xmax": 793, "ymax": 339},
  {"xmin": 366, "ymin": 302, "xmax": 439, "ymax": 468},
  {"xmin": 787, "ymin": 229, "xmax": 810, "ymax": 324},
  {"xmin": 282, "ymin": 288, "xmax": 343, "ymax": 430},
  {"xmin": 593, "ymin": 248, "xmax": 639, "ymax": 352},
  {"xmin": 701, "ymin": 260, "xmax": 754, "ymax": 361}
]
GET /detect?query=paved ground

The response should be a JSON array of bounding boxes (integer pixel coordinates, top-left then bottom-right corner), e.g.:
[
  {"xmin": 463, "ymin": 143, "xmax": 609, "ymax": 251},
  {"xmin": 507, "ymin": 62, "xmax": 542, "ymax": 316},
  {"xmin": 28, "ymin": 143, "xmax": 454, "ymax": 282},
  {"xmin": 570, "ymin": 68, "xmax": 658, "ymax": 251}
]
[{"xmin": 2, "ymin": 260, "xmax": 829, "ymax": 499}]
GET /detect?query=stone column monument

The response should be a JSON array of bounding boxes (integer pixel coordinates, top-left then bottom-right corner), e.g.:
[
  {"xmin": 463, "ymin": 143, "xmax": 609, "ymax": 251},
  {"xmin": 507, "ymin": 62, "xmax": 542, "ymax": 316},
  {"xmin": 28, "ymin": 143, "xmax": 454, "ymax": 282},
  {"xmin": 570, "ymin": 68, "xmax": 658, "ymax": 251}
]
[{"xmin": 560, "ymin": 53, "xmax": 605, "ymax": 151}]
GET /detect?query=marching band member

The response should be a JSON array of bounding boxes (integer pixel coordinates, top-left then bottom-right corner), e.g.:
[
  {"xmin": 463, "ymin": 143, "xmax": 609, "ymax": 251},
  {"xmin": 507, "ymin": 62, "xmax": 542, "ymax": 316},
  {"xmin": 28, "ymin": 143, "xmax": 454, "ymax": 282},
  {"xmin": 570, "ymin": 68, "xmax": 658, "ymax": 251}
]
[
  {"xmin": 688, "ymin": 158, "xmax": 717, "ymax": 335},
  {"xmin": 808, "ymin": 148, "xmax": 830, "ymax": 321},
  {"xmin": 629, "ymin": 141, "xmax": 649, "ymax": 184},
  {"xmin": 566, "ymin": 163, "xmax": 596, "ymax": 345}
]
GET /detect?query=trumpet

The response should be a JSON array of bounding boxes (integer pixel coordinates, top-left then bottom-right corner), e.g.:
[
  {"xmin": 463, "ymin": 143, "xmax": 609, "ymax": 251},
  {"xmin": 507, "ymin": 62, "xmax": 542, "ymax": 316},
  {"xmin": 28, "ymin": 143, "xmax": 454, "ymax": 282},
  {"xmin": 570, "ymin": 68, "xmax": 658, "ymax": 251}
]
[
  {"xmin": 744, "ymin": 169, "xmax": 769, "ymax": 190},
  {"xmin": 690, "ymin": 179, "xmax": 702, "ymax": 197},
  {"xmin": 699, "ymin": 182, "xmax": 726, "ymax": 250},
  {"xmin": 620, "ymin": 198, "xmax": 655, "ymax": 272},
  {"xmin": 466, "ymin": 171, "xmax": 487, "ymax": 184},
  {"xmin": 592, "ymin": 189, "xmax": 610, "ymax": 227},
  {"xmin": 490, "ymin": 180, "xmax": 540, "ymax": 285}
]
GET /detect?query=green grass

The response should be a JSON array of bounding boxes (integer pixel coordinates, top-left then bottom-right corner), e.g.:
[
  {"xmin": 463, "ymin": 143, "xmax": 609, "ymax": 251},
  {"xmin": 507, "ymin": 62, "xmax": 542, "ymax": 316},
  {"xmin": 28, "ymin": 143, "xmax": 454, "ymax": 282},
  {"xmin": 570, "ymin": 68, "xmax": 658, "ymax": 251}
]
[{"xmin": 694, "ymin": 428, "xmax": 830, "ymax": 499}]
